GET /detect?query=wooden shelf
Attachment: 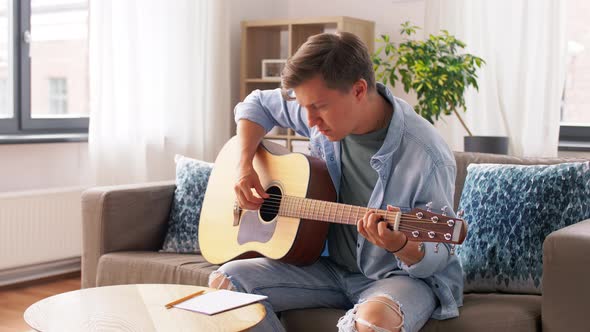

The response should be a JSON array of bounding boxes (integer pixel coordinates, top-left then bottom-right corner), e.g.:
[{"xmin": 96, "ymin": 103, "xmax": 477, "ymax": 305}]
[
  {"xmin": 240, "ymin": 16, "xmax": 375, "ymax": 153},
  {"xmin": 246, "ymin": 78, "xmax": 282, "ymax": 83},
  {"xmin": 265, "ymin": 135, "xmax": 290, "ymax": 139}
]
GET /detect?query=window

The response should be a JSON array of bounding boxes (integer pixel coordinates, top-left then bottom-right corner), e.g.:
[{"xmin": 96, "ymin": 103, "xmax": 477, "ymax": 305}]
[
  {"xmin": 0, "ymin": 0, "xmax": 88, "ymax": 136},
  {"xmin": 561, "ymin": 0, "xmax": 590, "ymax": 146},
  {"xmin": 48, "ymin": 77, "xmax": 67, "ymax": 115}
]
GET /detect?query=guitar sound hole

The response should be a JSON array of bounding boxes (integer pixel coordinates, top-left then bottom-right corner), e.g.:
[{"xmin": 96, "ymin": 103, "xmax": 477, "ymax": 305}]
[{"xmin": 260, "ymin": 185, "xmax": 282, "ymax": 222}]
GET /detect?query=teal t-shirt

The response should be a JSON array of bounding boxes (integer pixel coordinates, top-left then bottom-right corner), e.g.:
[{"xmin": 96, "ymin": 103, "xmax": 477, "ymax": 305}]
[{"xmin": 328, "ymin": 125, "xmax": 389, "ymax": 272}]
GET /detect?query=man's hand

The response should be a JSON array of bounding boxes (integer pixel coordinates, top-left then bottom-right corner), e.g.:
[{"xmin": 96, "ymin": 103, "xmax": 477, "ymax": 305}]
[
  {"xmin": 234, "ymin": 165, "xmax": 269, "ymax": 210},
  {"xmin": 357, "ymin": 204, "xmax": 407, "ymax": 252}
]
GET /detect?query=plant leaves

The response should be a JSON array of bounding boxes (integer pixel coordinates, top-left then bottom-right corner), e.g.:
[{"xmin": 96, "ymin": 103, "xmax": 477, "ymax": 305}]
[{"xmin": 371, "ymin": 21, "xmax": 484, "ymax": 133}]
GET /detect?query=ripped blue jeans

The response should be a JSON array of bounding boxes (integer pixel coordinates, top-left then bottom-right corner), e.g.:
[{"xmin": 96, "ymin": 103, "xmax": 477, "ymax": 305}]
[{"xmin": 210, "ymin": 257, "xmax": 437, "ymax": 332}]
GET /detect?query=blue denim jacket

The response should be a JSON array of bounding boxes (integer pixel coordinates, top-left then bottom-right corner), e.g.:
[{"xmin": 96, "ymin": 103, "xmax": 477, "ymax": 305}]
[{"xmin": 234, "ymin": 83, "xmax": 463, "ymax": 320}]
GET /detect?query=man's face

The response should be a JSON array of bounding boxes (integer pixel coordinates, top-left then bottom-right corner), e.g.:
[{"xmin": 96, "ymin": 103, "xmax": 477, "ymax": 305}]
[{"xmin": 293, "ymin": 75, "xmax": 364, "ymax": 141}]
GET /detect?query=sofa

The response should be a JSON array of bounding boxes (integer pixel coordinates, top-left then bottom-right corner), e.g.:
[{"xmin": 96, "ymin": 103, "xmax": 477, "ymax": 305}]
[{"xmin": 82, "ymin": 151, "xmax": 590, "ymax": 332}]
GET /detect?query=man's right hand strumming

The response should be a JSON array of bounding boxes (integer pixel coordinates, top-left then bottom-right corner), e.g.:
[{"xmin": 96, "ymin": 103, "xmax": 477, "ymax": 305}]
[
  {"xmin": 234, "ymin": 165, "xmax": 269, "ymax": 210},
  {"xmin": 234, "ymin": 119, "xmax": 270, "ymax": 211}
]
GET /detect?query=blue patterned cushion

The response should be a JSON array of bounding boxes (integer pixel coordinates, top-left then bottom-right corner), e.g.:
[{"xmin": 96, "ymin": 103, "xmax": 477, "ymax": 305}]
[
  {"xmin": 456, "ymin": 162, "xmax": 590, "ymax": 294},
  {"xmin": 161, "ymin": 155, "xmax": 213, "ymax": 253}
]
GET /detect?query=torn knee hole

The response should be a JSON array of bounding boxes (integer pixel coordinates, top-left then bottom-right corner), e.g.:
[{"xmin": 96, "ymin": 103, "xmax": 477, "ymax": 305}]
[
  {"xmin": 338, "ymin": 295, "xmax": 404, "ymax": 332},
  {"xmin": 361, "ymin": 296, "xmax": 403, "ymax": 320},
  {"xmin": 208, "ymin": 271, "xmax": 237, "ymax": 291}
]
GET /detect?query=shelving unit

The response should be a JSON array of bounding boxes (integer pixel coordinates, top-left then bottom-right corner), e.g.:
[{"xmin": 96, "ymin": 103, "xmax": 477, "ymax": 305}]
[{"xmin": 240, "ymin": 17, "xmax": 375, "ymax": 153}]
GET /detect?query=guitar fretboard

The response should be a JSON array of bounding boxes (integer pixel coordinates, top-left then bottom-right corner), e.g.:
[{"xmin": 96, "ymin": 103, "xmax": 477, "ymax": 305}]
[{"xmin": 274, "ymin": 195, "xmax": 400, "ymax": 225}]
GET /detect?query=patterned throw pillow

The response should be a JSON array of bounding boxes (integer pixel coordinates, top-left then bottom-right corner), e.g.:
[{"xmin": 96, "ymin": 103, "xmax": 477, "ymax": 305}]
[
  {"xmin": 161, "ymin": 155, "xmax": 213, "ymax": 253},
  {"xmin": 456, "ymin": 162, "xmax": 590, "ymax": 294}
]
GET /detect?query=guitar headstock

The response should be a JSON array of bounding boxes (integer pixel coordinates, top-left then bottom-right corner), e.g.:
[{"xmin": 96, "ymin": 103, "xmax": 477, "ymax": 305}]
[{"xmin": 397, "ymin": 206, "xmax": 468, "ymax": 246}]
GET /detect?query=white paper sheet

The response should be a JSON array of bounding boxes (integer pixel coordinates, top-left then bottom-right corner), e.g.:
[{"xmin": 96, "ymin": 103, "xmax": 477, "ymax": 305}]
[{"xmin": 173, "ymin": 289, "xmax": 268, "ymax": 315}]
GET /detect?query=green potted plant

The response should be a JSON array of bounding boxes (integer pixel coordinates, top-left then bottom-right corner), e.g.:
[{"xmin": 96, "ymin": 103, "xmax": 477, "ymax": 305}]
[{"xmin": 373, "ymin": 22, "xmax": 508, "ymax": 154}]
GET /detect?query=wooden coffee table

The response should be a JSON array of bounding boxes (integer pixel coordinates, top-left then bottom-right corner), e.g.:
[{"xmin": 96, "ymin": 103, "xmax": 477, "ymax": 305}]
[{"xmin": 24, "ymin": 284, "xmax": 266, "ymax": 331}]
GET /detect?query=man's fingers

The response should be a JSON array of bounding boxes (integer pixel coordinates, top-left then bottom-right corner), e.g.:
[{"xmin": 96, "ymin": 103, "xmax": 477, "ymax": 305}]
[
  {"xmin": 236, "ymin": 186, "xmax": 262, "ymax": 210},
  {"xmin": 386, "ymin": 204, "xmax": 400, "ymax": 212},
  {"xmin": 377, "ymin": 220, "xmax": 389, "ymax": 237},
  {"xmin": 254, "ymin": 182, "xmax": 269, "ymax": 199},
  {"xmin": 364, "ymin": 210, "xmax": 381, "ymax": 240}
]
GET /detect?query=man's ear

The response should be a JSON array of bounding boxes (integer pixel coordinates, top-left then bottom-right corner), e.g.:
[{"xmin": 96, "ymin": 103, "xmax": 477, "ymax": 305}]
[{"xmin": 353, "ymin": 79, "xmax": 368, "ymax": 100}]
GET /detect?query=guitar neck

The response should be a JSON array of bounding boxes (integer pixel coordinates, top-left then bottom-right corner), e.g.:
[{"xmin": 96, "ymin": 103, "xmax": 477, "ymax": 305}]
[
  {"xmin": 270, "ymin": 195, "xmax": 467, "ymax": 245},
  {"xmin": 278, "ymin": 196, "xmax": 397, "ymax": 225}
]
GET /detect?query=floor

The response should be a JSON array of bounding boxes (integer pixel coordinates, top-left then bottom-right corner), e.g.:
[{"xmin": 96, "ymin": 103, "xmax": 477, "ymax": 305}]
[{"xmin": 0, "ymin": 273, "xmax": 80, "ymax": 332}]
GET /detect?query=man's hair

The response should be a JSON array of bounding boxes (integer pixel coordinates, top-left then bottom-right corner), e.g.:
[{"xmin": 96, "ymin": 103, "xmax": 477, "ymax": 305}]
[{"xmin": 281, "ymin": 32, "xmax": 376, "ymax": 97}]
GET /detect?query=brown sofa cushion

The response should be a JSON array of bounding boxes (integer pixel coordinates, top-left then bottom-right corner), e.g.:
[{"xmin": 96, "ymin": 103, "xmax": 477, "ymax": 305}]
[
  {"xmin": 281, "ymin": 293, "xmax": 541, "ymax": 332},
  {"xmin": 96, "ymin": 251, "xmax": 218, "ymax": 287},
  {"xmin": 96, "ymin": 252, "xmax": 540, "ymax": 332}
]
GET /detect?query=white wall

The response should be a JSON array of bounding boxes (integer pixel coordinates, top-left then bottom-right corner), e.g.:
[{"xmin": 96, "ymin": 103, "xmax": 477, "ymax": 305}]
[{"xmin": 0, "ymin": 142, "xmax": 91, "ymax": 193}]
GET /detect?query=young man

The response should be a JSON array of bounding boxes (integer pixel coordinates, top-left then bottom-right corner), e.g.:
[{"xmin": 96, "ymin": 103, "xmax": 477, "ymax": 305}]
[{"xmin": 209, "ymin": 32, "xmax": 463, "ymax": 332}]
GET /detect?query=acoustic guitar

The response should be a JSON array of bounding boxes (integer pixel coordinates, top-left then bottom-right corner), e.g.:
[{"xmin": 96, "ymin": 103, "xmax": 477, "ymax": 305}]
[{"xmin": 199, "ymin": 136, "xmax": 467, "ymax": 266}]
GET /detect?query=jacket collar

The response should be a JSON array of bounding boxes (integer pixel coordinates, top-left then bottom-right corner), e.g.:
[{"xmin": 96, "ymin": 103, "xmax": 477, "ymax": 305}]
[{"xmin": 370, "ymin": 83, "xmax": 405, "ymax": 170}]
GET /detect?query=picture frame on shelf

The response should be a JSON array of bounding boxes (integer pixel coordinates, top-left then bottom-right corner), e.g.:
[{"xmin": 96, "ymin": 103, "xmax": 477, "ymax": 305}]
[{"xmin": 262, "ymin": 59, "xmax": 287, "ymax": 80}]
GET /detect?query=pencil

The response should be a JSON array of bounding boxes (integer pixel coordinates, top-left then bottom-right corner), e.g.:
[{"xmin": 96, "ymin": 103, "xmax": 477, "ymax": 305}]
[{"xmin": 165, "ymin": 289, "xmax": 206, "ymax": 309}]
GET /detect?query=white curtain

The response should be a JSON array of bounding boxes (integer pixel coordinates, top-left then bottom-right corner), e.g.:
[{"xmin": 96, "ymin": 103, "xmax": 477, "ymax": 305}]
[
  {"xmin": 426, "ymin": 0, "xmax": 566, "ymax": 157},
  {"xmin": 89, "ymin": 0, "xmax": 230, "ymax": 185}
]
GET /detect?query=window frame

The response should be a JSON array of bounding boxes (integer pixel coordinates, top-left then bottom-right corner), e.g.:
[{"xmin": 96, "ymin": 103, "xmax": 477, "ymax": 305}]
[
  {"xmin": 0, "ymin": 0, "xmax": 88, "ymax": 137},
  {"xmin": 48, "ymin": 77, "xmax": 68, "ymax": 115},
  {"xmin": 559, "ymin": 125, "xmax": 590, "ymax": 151}
]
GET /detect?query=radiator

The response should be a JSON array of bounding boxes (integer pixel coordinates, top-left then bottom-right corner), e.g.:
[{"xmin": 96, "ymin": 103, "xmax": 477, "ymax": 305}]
[{"xmin": 0, "ymin": 187, "xmax": 83, "ymax": 284}]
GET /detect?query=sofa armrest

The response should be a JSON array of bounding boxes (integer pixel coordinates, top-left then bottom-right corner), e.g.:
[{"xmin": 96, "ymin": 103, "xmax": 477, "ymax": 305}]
[
  {"xmin": 81, "ymin": 181, "xmax": 176, "ymax": 288},
  {"xmin": 542, "ymin": 218, "xmax": 590, "ymax": 332}
]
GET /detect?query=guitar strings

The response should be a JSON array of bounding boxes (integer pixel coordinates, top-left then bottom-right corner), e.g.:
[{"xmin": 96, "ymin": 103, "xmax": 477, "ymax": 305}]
[
  {"xmin": 251, "ymin": 194, "xmax": 461, "ymax": 237},
  {"xmin": 255, "ymin": 206, "xmax": 455, "ymax": 237},
  {"xmin": 256, "ymin": 203, "xmax": 455, "ymax": 227},
  {"xmin": 259, "ymin": 193, "xmax": 457, "ymax": 221},
  {"xmin": 253, "ymin": 210, "xmax": 453, "ymax": 239},
  {"xmin": 256, "ymin": 196, "xmax": 456, "ymax": 224}
]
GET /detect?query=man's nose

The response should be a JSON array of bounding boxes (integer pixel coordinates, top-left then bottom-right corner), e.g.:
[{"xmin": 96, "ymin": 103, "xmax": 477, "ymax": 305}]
[{"xmin": 307, "ymin": 110, "xmax": 319, "ymax": 128}]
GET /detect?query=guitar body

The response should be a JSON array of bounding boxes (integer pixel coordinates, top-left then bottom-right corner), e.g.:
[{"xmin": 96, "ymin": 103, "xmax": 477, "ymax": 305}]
[{"xmin": 199, "ymin": 136, "xmax": 337, "ymax": 266}]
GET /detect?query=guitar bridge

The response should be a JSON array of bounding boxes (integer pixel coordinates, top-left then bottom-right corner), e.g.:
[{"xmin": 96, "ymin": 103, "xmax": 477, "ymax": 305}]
[{"xmin": 233, "ymin": 201, "xmax": 242, "ymax": 226}]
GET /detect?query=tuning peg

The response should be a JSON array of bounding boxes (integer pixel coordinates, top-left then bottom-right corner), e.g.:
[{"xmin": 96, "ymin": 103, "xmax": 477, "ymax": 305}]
[
  {"xmin": 426, "ymin": 202, "xmax": 433, "ymax": 212},
  {"xmin": 441, "ymin": 205, "xmax": 448, "ymax": 216},
  {"xmin": 450, "ymin": 244, "xmax": 456, "ymax": 255},
  {"xmin": 457, "ymin": 210, "xmax": 465, "ymax": 218},
  {"xmin": 434, "ymin": 243, "xmax": 439, "ymax": 253}
]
